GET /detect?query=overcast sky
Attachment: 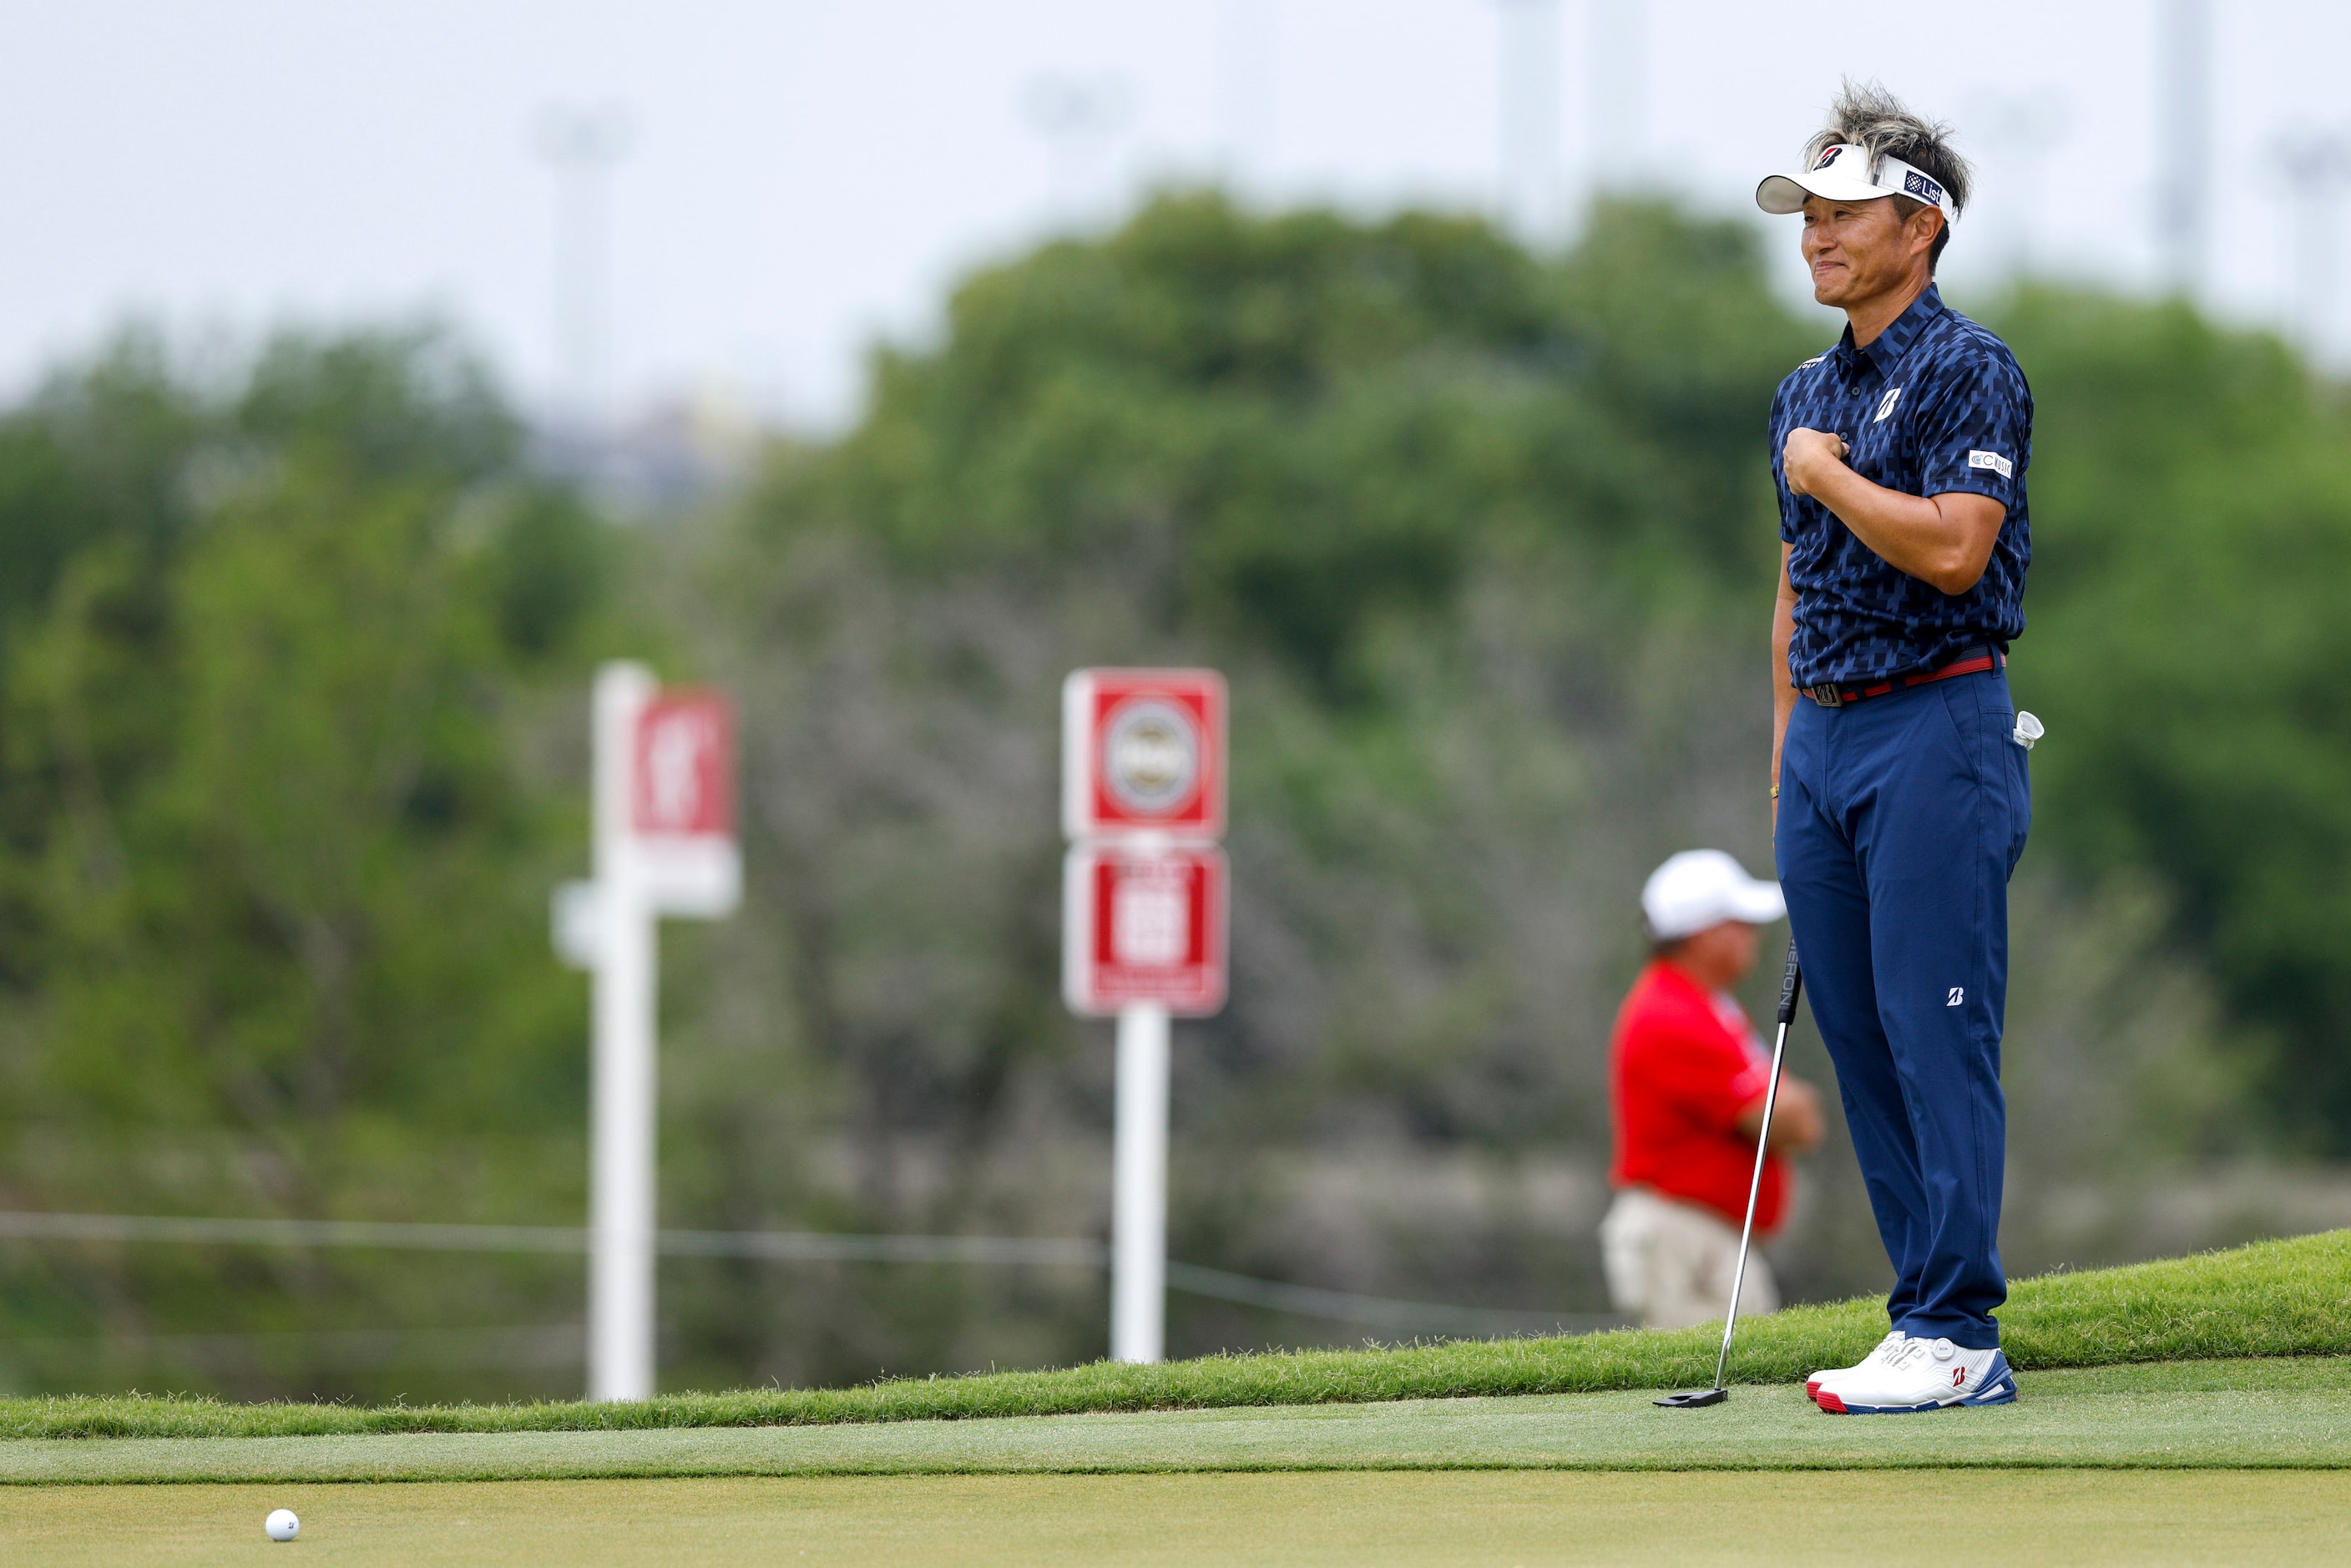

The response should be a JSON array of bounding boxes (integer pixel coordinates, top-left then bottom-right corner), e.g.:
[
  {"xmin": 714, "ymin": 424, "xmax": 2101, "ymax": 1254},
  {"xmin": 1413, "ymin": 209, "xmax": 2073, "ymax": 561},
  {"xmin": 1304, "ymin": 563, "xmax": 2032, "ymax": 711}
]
[{"xmin": 3, "ymin": 1, "xmax": 2346, "ymax": 428}]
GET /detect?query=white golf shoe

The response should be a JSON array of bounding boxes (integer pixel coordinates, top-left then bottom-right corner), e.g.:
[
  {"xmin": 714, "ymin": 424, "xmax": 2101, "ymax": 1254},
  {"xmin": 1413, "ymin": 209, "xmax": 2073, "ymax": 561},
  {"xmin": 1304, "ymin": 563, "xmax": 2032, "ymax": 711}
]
[
  {"xmin": 1807, "ymin": 1332, "xmax": 1904, "ymax": 1404},
  {"xmin": 1813, "ymin": 1335, "xmax": 2018, "ymax": 1414}
]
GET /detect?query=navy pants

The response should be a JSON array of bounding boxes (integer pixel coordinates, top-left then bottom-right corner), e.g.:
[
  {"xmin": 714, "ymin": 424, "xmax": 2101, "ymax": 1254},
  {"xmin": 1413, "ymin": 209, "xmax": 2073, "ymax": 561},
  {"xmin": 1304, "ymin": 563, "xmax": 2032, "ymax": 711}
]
[{"xmin": 1774, "ymin": 667, "xmax": 2030, "ymax": 1348}]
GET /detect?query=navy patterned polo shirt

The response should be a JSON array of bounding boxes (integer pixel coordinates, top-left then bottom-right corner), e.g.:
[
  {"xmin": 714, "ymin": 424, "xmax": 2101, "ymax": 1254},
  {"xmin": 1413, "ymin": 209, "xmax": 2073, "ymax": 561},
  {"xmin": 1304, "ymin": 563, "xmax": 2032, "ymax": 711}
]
[{"xmin": 1768, "ymin": 284, "xmax": 2033, "ymax": 689}]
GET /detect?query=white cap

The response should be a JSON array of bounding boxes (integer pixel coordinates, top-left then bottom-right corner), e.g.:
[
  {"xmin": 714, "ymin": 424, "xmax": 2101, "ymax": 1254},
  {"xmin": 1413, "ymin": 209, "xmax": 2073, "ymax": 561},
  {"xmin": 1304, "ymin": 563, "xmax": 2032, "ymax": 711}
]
[
  {"xmin": 1641, "ymin": 850, "xmax": 1786, "ymax": 942},
  {"xmin": 1757, "ymin": 143, "xmax": 1957, "ymax": 225}
]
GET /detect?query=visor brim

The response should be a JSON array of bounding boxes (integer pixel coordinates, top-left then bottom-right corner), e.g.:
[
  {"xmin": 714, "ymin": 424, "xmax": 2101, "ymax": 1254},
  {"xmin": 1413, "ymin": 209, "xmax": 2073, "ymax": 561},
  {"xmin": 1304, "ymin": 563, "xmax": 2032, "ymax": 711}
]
[{"xmin": 1755, "ymin": 169, "xmax": 1901, "ymax": 215}]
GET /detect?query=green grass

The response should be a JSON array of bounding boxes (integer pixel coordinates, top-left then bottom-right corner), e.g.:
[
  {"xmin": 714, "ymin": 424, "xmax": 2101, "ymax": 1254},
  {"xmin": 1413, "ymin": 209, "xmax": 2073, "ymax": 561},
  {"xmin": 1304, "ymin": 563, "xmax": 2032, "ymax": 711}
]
[
  {"xmin": 7, "ymin": 1230, "xmax": 2348, "ymax": 1442},
  {"xmin": 6, "ymin": 1473, "xmax": 2351, "ymax": 1566},
  {"xmin": 3, "ymin": 1359, "xmax": 2350, "ymax": 1483}
]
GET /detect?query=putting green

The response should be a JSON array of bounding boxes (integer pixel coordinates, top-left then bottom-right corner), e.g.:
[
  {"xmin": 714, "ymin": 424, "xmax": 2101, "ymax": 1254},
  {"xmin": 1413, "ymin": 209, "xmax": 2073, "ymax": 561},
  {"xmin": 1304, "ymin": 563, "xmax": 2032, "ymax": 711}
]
[
  {"xmin": 3, "ymin": 1470, "xmax": 2348, "ymax": 1565},
  {"xmin": 5, "ymin": 1358, "xmax": 2347, "ymax": 1483},
  {"xmin": 18, "ymin": 1232, "xmax": 2348, "ymax": 1441}
]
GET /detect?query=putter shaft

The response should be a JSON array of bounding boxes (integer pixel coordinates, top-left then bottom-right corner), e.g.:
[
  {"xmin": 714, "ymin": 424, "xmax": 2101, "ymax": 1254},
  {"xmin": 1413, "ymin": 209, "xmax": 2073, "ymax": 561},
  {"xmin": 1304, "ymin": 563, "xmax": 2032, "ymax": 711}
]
[{"xmin": 1709, "ymin": 941, "xmax": 1802, "ymax": 1393}]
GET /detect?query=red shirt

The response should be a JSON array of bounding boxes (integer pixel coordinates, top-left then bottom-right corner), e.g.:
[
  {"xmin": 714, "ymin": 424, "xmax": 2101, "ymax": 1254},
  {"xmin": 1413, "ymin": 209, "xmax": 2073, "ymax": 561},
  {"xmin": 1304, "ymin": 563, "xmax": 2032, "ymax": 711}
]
[{"xmin": 1608, "ymin": 959, "xmax": 1787, "ymax": 1232}]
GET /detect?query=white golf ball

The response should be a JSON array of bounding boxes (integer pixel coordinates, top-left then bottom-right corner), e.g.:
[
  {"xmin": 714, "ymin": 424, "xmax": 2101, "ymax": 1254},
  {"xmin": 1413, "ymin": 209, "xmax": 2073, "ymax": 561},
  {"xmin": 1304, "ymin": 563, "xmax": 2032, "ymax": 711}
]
[{"xmin": 264, "ymin": 1508, "xmax": 300, "ymax": 1541}]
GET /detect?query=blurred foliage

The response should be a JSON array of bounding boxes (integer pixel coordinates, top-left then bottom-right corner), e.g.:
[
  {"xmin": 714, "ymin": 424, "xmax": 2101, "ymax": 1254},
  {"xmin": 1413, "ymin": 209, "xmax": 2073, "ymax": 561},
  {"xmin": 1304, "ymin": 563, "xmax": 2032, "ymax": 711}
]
[
  {"xmin": 670, "ymin": 192, "xmax": 2304, "ymax": 1393},
  {"xmin": 1997, "ymin": 291, "xmax": 2351, "ymax": 1146},
  {"xmin": 765, "ymin": 195, "xmax": 2351, "ymax": 1150},
  {"xmin": 0, "ymin": 326, "xmax": 598, "ymax": 1132},
  {"xmin": 815, "ymin": 197, "xmax": 1804, "ymax": 695},
  {"xmin": 0, "ymin": 193, "xmax": 2344, "ymax": 1404},
  {"xmin": 0, "ymin": 326, "xmax": 610, "ymax": 1399}
]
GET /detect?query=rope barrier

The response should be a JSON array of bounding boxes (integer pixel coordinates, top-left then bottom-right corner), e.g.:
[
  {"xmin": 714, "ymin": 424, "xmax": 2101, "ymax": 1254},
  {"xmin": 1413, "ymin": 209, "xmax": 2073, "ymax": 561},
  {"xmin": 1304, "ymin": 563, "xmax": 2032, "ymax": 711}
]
[{"xmin": 0, "ymin": 1210, "xmax": 1618, "ymax": 1338}]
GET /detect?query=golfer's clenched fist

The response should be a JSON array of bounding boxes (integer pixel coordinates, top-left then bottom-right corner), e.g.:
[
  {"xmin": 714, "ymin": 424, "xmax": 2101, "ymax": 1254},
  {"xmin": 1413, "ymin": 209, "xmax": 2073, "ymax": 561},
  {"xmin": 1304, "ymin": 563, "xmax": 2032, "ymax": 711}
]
[{"xmin": 1780, "ymin": 428, "xmax": 1850, "ymax": 498}]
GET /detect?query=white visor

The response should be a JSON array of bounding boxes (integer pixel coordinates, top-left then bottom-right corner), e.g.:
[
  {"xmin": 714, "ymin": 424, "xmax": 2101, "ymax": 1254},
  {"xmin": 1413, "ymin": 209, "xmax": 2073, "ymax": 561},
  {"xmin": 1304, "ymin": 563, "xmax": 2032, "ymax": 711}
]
[{"xmin": 1757, "ymin": 143, "xmax": 1957, "ymax": 224}]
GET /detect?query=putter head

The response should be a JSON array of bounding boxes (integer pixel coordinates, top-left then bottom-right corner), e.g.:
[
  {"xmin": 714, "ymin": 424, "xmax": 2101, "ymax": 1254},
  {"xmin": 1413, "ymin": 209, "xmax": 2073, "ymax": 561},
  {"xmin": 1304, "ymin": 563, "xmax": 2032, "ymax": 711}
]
[{"xmin": 1654, "ymin": 1387, "xmax": 1728, "ymax": 1409}]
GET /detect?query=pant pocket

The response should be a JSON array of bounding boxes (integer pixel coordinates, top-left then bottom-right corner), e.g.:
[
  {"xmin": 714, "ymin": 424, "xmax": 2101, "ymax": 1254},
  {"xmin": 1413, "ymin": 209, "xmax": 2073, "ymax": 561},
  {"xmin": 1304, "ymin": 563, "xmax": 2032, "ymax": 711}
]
[{"xmin": 2006, "ymin": 736, "xmax": 2032, "ymax": 873}]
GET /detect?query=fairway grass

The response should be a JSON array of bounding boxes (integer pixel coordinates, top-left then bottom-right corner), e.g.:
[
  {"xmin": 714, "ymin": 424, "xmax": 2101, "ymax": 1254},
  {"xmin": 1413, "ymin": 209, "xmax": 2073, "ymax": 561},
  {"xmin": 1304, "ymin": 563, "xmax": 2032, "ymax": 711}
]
[
  {"xmin": 5, "ymin": 1471, "xmax": 2349, "ymax": 1566},
  {"xmin": 6, "ymin": 1228, "xmax": 2347, "ymax": 1441},
  {"xmin": 3, "ymin": 1359, "xmax": 2348, "ymax": 1483}
]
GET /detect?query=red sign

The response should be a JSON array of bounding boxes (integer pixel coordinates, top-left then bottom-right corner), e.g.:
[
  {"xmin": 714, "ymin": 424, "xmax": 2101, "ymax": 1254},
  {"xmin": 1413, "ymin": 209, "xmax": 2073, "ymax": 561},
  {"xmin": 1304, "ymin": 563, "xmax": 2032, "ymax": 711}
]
[
  {"xmin": 1063, "ymin": 846, "xmax": 1229, "ymax": 1016},
  {"xmin": 633, "ymin": 690, "xmax": 734, "ymax": 839},
  {"xmin": 1062, "ymin": 669, "xmax": 1226, "ymax": 842}
]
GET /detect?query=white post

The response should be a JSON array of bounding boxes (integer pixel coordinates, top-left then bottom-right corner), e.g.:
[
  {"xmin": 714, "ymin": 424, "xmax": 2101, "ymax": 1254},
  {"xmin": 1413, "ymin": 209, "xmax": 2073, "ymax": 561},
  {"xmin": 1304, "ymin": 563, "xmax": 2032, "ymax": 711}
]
[
  {"xmin": 1111, "ymin": 1001, "xmax": 1170, "ymax": 1364},
  {"xmin": 590, "ymin": 661, "xmax": 657, "ymax": 1401}
]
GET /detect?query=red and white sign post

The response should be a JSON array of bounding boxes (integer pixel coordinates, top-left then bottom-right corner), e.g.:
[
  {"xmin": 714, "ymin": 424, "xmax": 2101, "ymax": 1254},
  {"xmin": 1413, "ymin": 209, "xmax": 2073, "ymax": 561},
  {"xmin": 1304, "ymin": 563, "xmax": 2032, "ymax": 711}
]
[
  {"xmin": 554, "ymin": 662, "xmax": 740, "ymax": 1401},
  {"xmin": 1062, "ymin": 669, "xmax": 1228, "ymax": 1364}
]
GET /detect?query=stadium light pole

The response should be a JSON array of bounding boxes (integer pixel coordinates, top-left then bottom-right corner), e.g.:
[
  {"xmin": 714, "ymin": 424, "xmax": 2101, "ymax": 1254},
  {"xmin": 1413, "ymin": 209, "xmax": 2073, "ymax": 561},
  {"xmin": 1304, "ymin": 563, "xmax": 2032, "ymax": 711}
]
[
  {"xmin": 2155, "ymin": 0, "xmax": 2209, "ymax": 296},
  {"xmin": 1215, "ymin": 0, "xmax": 1281, "ymax": 192},
  {"xmin": 2277, "ymin": 134, "xmax": 2351, "ymax": 363},
  {"xmin": 1022, "ymin": 74, "xmax": 1130, "ymax": 228},
  {"xmin": 1974, "ymin": 90, "xmax": 2071, "ymax": 279},
  {"xmin": 1585, "ymin": 0, "xmax": 1644, "ymax": 195},
  {"xmin": 536, "ymin": 105, "xmax": 632, "ymax": 428},
  {"xmin": 1493, "ymin": 0, "xmax": 1563, "ymax": 243}
]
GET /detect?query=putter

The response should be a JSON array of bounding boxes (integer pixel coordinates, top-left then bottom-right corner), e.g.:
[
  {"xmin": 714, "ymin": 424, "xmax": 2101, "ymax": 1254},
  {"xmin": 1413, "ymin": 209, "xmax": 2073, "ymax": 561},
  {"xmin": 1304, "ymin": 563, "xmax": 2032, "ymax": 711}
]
[{"xmin": 1656, "ymin": 938, "xmax": 1803, "ymax": 1409}]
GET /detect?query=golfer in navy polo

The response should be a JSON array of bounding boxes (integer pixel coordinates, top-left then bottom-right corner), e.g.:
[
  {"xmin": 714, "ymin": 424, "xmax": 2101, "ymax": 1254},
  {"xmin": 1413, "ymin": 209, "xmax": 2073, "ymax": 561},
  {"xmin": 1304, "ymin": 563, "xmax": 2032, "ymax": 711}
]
[{"xmin": 1759, "ymin": 83, "xmax": 2035, "ymax": 1414}]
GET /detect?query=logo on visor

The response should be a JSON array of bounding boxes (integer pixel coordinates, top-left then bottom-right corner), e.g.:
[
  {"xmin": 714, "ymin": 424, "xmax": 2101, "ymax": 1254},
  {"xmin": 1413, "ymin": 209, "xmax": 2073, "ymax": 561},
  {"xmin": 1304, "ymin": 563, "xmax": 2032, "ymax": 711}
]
[
  {"xmin": 1904, "ymin": 169, "xmax": 1945, "ymax": 205},
  {"xmin": 1814, "ymin": 146, "xmax": 1845, "ymax": 169}
]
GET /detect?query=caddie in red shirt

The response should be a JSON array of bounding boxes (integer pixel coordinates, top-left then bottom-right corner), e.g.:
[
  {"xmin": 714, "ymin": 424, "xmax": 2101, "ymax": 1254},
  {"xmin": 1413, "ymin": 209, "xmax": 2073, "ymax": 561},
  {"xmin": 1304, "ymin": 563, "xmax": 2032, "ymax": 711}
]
[{"xmin": 1602, "ymin": 850, "xmax": 1824, "ymax": 1328}]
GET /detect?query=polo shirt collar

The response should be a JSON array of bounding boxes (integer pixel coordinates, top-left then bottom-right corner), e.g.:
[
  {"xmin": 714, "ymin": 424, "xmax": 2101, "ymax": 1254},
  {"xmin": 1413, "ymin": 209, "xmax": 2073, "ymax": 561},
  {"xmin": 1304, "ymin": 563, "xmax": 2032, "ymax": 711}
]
[{"xmin": 1833, "ymin": 283, "xmax": 1945, "ymax": 379}]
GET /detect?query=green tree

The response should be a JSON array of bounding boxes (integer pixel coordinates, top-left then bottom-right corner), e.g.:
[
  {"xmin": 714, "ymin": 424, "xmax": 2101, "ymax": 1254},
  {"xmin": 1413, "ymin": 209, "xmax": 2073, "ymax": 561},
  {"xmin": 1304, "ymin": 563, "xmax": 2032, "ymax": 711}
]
[
  {"xmin": 0, "ymin": 194, "xmax": 2331, "ymax": 1402},
  {"xmin": 2001, "ymin": 289, "xmax": 2351, "ymax": 1147},
  {"xmin": 0, "ymin": 327, "xmax": 609, "ymax": 1398}
]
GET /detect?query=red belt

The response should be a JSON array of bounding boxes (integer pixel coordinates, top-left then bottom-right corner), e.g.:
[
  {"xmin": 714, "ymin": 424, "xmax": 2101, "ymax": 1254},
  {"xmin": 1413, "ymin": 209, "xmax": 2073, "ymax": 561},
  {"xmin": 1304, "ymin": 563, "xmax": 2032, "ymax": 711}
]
[{"xmin": 1801, "ymin": 648, "xmax": 2003, "ymax": 709}]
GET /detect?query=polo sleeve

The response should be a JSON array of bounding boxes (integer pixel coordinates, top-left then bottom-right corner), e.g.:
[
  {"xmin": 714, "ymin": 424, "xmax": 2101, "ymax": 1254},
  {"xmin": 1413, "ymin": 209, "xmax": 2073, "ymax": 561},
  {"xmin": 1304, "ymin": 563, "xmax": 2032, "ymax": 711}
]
[
  {"xmin": 1624, "ymin": 1019, "xmax": 1769, "ymax": 1134},
  {"xmin": 1769, "ymin": 378, "xmax": 1801, "ymax": 544},
  {"xmin": 1914, "ymin": 351, "xmax": 2031, "ymax": 509}
]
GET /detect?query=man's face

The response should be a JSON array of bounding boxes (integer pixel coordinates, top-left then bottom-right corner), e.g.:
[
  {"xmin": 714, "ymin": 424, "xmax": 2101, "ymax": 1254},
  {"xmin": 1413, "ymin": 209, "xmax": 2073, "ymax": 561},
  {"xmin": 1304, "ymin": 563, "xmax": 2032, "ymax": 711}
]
[
  {"xmin": 1677, "ymin": 918, "xmax": 1762, "ymax": 985},
  {"xmin": 1714, "ymin": 918, "xmax": 1761, "ymax": 982},
  {"xmin": 1799, "ymin": 195, "xmax": 1939, "ymax": 308}
]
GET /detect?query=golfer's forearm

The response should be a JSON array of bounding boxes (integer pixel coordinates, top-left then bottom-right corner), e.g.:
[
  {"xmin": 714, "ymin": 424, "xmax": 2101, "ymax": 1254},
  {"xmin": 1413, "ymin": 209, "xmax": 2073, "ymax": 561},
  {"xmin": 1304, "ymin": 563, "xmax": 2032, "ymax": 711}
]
[
  {"xmin": 1804, "ymin": 464, "xmax": 1997, "ymax": 594},
  {"xmin": 1770, "ymin": 556, "xmax": 1797, "ymax": 791}
]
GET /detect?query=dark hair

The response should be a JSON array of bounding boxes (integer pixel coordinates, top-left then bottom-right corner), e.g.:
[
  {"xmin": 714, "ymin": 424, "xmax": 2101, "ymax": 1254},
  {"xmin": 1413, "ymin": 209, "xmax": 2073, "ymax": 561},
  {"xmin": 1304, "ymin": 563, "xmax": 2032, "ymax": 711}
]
[
  {"xmin": 1646, "ymin": 924, "xmax": 1701, "ymax": 959},
  {"xmin": 1803, "ymin": 79, "xmax": 1974, "ymax": 273}
]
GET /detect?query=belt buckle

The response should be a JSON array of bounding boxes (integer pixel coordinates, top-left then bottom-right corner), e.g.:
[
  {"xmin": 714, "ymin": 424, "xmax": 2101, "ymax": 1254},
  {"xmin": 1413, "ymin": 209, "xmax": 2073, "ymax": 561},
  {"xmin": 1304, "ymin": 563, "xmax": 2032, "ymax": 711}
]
[{"xmin": 1806, "ymin": 683, "xmax": 1843, "ymax": 709}]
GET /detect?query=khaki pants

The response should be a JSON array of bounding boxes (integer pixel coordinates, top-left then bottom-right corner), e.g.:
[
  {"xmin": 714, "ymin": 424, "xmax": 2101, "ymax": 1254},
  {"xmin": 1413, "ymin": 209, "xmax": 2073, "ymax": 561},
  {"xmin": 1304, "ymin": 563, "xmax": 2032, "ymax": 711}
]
[{"xmin": 1600, "ymin": 1186, "xmax": 1780, "ymax": 1329}]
